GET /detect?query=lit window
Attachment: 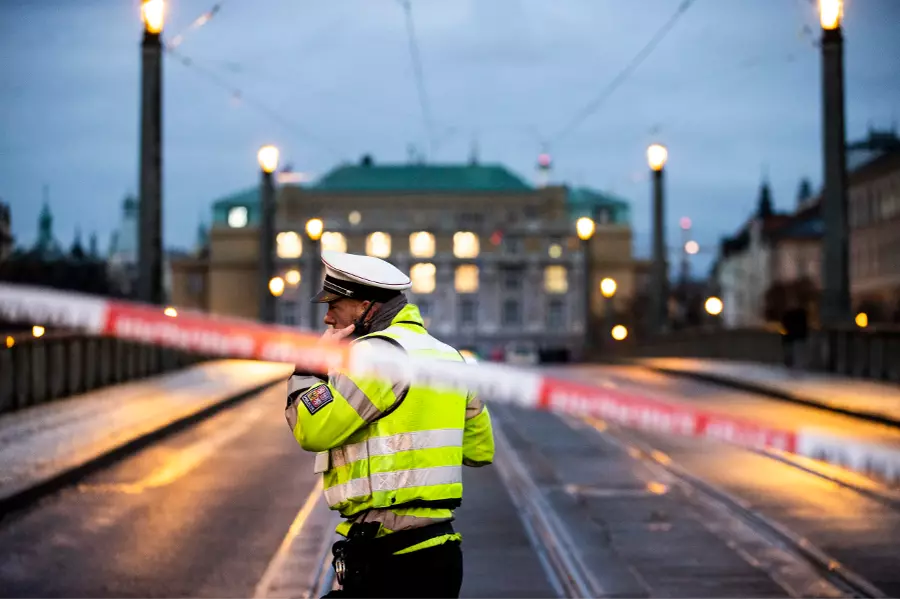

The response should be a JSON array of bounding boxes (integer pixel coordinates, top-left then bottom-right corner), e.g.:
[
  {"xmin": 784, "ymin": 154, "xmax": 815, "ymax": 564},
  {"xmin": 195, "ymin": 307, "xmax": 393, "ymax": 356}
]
[
  {"xmin": 548, "ymin": 243, "xmax": 563, "ymax": 259},
  {"xmin": 544, "ymin": 266, "xmax": 568, "ymax": 293},
  {"xmin": 455, "ymin": 265, "xmax": 479, "ymax": 293},
  {"xmin": 276, "ymin": 231, "xmax": 302, "ymax": 258},
  {"xmin": 409, "ymin": 232, "xmax": 435, "ymax": 258},
  {"xmin": 228, "ymin": 206, "xmax": 248, "ymax": 228},
  {"xmin": 321, "ymin": 232, "xmax": 347, "ymax": 253},
  {"xmin": 410, "ymin": 263, "xmax": 436, "ymax": 293},
  {"xmin": 366, "ymin": 232, "xmax": 391, "ymax": 258},
  {"xmin": 453, "ymin": 231, "xmax": 479, "ymax": 258}
]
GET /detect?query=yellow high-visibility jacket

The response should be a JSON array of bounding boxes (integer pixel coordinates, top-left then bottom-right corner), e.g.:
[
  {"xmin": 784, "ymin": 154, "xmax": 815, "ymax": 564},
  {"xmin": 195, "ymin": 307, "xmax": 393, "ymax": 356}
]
[{"xmin": 285, "ymin": 303, "xmax": 494, "ymax": 554}]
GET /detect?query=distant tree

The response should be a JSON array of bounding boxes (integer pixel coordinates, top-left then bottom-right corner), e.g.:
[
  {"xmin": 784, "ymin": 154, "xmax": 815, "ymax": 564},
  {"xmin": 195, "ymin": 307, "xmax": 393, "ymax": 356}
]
[{"xmin": 797, "ymin": 178, "xmax": 813, "ymax": 207}]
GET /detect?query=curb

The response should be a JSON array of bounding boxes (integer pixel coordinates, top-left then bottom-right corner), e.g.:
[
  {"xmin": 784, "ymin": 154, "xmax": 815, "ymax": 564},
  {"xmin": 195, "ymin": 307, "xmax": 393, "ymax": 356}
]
[
  {"xmin": 639, "ymin": 363, "xmax": 900, "ymax": 429},
  {"xmin": 0, "ymin": 376, "xmax": 285, "ymax": 522}
]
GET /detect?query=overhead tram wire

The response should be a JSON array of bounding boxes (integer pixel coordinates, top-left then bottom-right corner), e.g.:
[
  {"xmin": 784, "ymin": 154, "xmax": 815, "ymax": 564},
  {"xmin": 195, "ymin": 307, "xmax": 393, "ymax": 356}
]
[
  {"xmin": 162, "ymin": 3, "xmax": 346, "ymax": 160},
  {"xmin": 397, "ymin": 0, "xmax": 437, "ymax": 160},
  {"xmin": 549, "ymin": 0, "xmax": 698, "ymax": 146}
]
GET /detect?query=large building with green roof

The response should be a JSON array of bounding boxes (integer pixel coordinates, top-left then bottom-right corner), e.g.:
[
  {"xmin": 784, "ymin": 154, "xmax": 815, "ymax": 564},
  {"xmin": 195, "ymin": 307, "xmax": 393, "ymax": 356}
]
[{"xmin": 172, "ymin": 156, "xmax": 638, "ymax": 360}]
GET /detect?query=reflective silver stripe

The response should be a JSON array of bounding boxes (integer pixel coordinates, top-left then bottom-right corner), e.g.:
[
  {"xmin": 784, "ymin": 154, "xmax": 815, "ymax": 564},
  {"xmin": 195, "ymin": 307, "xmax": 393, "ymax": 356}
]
[
  {"xmin": 330, "ymin": 428, "xmax": 464, "ymax": 470},
  {"xmin": 324, "ymin": 465, "xmax": 462, "ymax": 506},
  {"xmin": 314, "ymin": 452, "xmax": 330, "ymax": 474},
  {"xmin": 351, "ymin": 508, "xmax": 452, "ymax": 532},
  {"xmin": 332, "ymin": 373, "xmax": 382, "ymax": 422},
  {"xmin": 466, "ymin": 396, "xmax": 484, "ymax": 420},
  {"xmin": 288, "ymin": 374, "xmax": 324, "ymax": 396}
]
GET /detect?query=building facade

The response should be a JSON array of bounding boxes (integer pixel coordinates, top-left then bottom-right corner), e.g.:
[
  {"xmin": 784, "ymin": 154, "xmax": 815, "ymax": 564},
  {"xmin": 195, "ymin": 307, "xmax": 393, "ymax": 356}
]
[
  {"xmin": 170, "ymin": 157, "xmax": 638, "ymax": 360},
  {"xmin": 0, "ymin": 200, "xmax": 12, "ymax": 261}
]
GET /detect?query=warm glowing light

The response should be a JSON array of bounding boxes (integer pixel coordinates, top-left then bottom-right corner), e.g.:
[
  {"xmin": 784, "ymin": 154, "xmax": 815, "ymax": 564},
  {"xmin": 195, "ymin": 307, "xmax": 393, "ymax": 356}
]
[
  {"xmin": 410, "ymin": 263, "xmax": 436, "ymax": 294},
  {"xmin": 453, "ymin": 232, "xmax": 480, "ymax": 258},
  {"xmin": 705, "ymin": 296, "xmax": 724, "ymax": 316},
  {"xmin": 685, "ymin": 240, "xmax": 700, "ymax": 255},
  {"xmin": 321, "ymin": 232, "xmax": 347, "ymax": 253},
  {"xmin": 305, "ymin": 218, "xmax": 324, "ymax": 241},
  {"xmin": 276, "ymin": 231, "xmax": 302, "ymax": 259},
  {"xmin": 548, "ymin": 243, "xmax": 563, "ymax": 259},
  {"xmin": 348, "ymin": 211, "xmax": 362, "ymax": 225},
  {"xmin": 5, "ymin": 336, "xmax": 14, "ymax": 348},
  {"xmin": 576, "ymin": 217, "xmax": 596, "ymax": 241},
  {"xmin": 286, "ymin": 269, "xmax": 301, "ymax": 286},
  {"xmin": 600, "ymin": 277, "xmax": 617, "ymax": 298},
  {"xmin": 410, "ymin": 232, "xmax": 436, "ymax": 258},
  {"xmin": 257, "ymin": 145, "xmax": 279, "ymax": 174},
  {"xmin": 855, "ymin": 312, "xmax": 868, "ymax": 328},
  {"xmin": 544, "ymin": 266, "xmax": 568, "ymax": 294},
  {"xmin": 366, "ymin": 232, "xmax": 391, "ymax": 258},
  {"xmin": 141, "ymin": 0, "xmax": 165, "ymax": 34},
  {"xmin": 819, "ymin": 0, "xmax": 843, "ymax": 29},
  {"xmin": 647, "ymin": 143, "xmax": 668, "ymax": 171},
  {"xmin": 455, "ymin": 265, "xmax": 479, "ymax": 293},
  {"xmin": 611, "ymin": 325, "xmax": 628, "ymax": 341},
  {"xmin": 227, "ymin": 206, "xmax": 248, "ymax": 228},
  {"xmin": 163, "ymin": 306, "xmax": 178, "ymax": 317},
  {"xmin": 269, "ymin": 277, "xmax": 285, "ymax": 297},
  {"xmin": 32, "ymin": 325, "xmax": 45, "ymax": 338}
]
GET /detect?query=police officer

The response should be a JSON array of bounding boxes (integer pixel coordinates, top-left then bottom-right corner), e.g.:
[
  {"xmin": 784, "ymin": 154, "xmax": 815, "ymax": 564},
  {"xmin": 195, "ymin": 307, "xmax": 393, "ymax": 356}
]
[{"xmin": 285, "ymin": 250, "xmax": 494, "ymax": 599}]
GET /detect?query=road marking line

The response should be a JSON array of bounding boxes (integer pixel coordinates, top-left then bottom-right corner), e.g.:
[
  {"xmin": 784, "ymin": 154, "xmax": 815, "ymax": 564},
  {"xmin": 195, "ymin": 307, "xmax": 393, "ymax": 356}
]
[{"xmin": 253, "ymin": 477, "xmax": 324, "ymax": 599}]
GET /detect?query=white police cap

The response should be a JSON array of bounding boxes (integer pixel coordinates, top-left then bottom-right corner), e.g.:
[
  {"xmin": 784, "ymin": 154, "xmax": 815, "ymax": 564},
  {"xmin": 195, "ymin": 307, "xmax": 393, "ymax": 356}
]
[{"xmin": 311, "ymin": 250, "xmax": 412, "ymax": 303}]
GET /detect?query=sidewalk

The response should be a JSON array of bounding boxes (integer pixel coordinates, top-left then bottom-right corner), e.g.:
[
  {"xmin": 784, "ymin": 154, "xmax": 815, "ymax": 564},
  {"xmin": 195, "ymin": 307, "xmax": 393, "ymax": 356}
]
[
  {"xmin": 0, "ymin": 359, "xmax": 292, "ymax": 510},
  {"xmin": 637, "ymin": 357, "xmax": 900, "ymax": 426}
]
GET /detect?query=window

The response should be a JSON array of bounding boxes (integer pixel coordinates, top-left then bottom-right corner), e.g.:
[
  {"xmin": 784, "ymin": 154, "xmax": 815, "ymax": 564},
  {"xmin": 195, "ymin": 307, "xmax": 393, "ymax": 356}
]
[
  {"xmin": 321, "ymin": 232, "xmax": 347, "ymax": 253},
  {"xmin": 544, "ymin": 266, "xmax": 568, "ymax": 293},
  {"xmin": 547, "ymin": 299, "xmax": 565, "ymax": 328},
  {"xmin": 453, "ymin": 231, "xmax": 479, "ymax": 258},
  {"xmin": 409, "ymin": 232, "xmax": 435, "ymax": 258},
  {"xmin": 285, "ymin": 269, "xmax": 301, "ymax": 286},
  {"xmin": 188, "ymin": 273, "xmax": 204, "ymax": 295},
  {"xmin": 410, "ymin": 263, "xmax": 436, "ymax": 293},
  {"xmin": 227, "ymin": 206, "xmax": 248, "ymax": 228},
  {"xmin": 503, "ymin": 235, "xmax": 522, "ymax": 254},
  {"xmin": 455, "ymin": 265, "xmax": 479, "ymax": 293},
  {"xmin": 458, "ymin": 212, "xmax": 483, "ymax": 229},
  {"xmin": 502, "ymin": 299, "xmax": 521, "ymax": 326},
  {"xmin": 280, "ymin": 300, "xmax": 297, "ymax": 326},
  {"xmin": 501, "ymin": 267, "xmax": 523, "ymax": 291},
  {"xmin": 460, "ymin": 298, "xmax": 477, "ymax": 326},
  {"xmin": 276, "ymin": 231, "xmax": 302, "ymax": 258},
  {"xmin": 366, "ymin": 232, "xmax": 391, "ymax": 258}
]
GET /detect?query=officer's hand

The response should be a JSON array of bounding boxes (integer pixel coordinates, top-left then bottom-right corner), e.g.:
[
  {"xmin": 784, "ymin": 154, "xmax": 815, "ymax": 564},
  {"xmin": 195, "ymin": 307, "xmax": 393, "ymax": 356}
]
[{"xmin": 319, "ymin": 324, "xmax": 355, "ymax": 345}]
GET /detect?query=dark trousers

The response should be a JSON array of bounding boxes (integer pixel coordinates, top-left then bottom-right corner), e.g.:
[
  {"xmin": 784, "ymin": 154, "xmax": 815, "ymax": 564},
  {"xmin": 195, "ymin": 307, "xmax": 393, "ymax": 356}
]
[{"xmin": 323, "ymin": 540, "xmax": 463, "ymax": 599}]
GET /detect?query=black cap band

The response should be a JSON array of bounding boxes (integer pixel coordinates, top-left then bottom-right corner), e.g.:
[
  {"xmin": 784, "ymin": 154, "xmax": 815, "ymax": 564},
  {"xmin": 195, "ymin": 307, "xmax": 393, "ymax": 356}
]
[{"xmin": 318, "ymin": 274, "xmax": 401, "ymax": 303}]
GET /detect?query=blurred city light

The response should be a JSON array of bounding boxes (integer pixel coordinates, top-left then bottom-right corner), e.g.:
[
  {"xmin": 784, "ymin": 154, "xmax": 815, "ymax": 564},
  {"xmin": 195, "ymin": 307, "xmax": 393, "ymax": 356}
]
[
  {"xmin": 685, "ymin": 240, "xmax": 700, "ymax": 255},
  {"xmin": 705, "ymin": 296, "xmax": 724, "ymax": 316},
  {"xmin": 5, "ymin": 336, "xmax": 14, "ymax": 348},
  {"xmin": 348, "ymin": 211, "xmax": 362, "ymax": 225},
  {"xmin": 611, "ymin": 325, "xmax": 628, "ymax": 341},
  {"xmin": 257, "ymin": 145, "xmax": 279, "ymax": 174},
  {"xmin": 537, "ymin": 153, "xmax": 552, "ymax": 168},
  {"xmin": 32, "ymin": 325, "xmax": 45, "ymax": 338},
  {"xmin": 647, "ymin": 144, "xmax": 668, "ymax": 172},
  {"xmin": 276, "ymin": 232, "xmax": 302, "ymax": 259},
  {"xmin": 819, "ymin": 0, "xmax": 843, "ymax": 30},
  {"xmin": 548, "ymin": 243, "xmax": 563, "ymax": 258},
  {"xmin": 855, "ymin": 312, "xmax": 868, "ymax": 328},
  {"xmin": 576, "ymin": 217, "xmax": 596, "ymax": 241},
  {"xmin": 680, "ymin": 217, "xmax": 692, "ymax": 230},
  {"xmin": 285, "ymin": 269, "xmax": 301, "ymax": 286},
  {"xmin": 269, "ymin": 276, "xmax": 285, "ymax": 297},
  {"xmin": 163, "ymin": 306, "xmax": 177, "ymax": 317},
  {"xmin": 305, "ymin": 218, "xmax": 324, "ymax": 241},
  {"xmin": 600, "ymin": 277, "xmax": 617, "ymax": 298},
  {"xmin": 141, "ymin": 0, "xmax": 165, "ymax": 34}
]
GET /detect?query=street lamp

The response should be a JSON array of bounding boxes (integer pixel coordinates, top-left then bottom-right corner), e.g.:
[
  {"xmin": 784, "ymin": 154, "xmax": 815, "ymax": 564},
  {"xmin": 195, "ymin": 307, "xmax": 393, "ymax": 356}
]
[
  {"xmin": 599, "ymin": 277, "xmax": 617, "ymax": 354},
  {"xmin": 269, "ymin": 276, "xmax": 285, "ymax": 297},
  {"xmin": 576, "ymin": 216, "xmax": 596, "ymax": 357},
  {"xmin": 647, "ymin": 143, "xmax": 669, "ymax": 334},
  {"xmin": 705, "ymin": 296, "xmax": 723, "ymax": 316},
  {"xmin": 306, "ymin": 218, "xmax": 324, "ymax": 329},
  {"xmin": 258, "ymin": 145, "xmax": 279, "ymax": 323},
  {"xmin": 137, "ymin": 0, "xmax": 165, "ymax": 306},
  {"xmin": 819, "ymin": 0, "xmax": 850, "ymax": 325},
  {"xmin": 611, "ymin": 325, "xmax": 628, "ymax": 342}
]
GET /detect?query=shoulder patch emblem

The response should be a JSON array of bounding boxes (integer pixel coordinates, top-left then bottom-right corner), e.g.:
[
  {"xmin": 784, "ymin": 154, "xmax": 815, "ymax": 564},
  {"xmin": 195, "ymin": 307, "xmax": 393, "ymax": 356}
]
[{"xmin": 300, "ymin": 384, "xmax": 334, "ymax": 415}]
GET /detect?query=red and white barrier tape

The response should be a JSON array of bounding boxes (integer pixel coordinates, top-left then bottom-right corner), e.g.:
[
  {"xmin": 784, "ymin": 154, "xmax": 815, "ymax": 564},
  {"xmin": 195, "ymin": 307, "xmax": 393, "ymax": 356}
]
[{"xmin": 1, "ymin": 283, "xmax": 898, "ymax": 482}]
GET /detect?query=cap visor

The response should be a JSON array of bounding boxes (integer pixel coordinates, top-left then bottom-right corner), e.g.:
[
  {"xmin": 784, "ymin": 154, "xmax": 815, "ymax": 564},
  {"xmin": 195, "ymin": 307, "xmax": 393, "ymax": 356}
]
[{"xmin": 311, "ymin": 290, "xmax": 343, "ymax": 303}]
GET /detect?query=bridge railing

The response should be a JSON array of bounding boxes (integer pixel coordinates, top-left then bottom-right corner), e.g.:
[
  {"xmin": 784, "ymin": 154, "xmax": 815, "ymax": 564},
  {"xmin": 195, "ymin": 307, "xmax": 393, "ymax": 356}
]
[
  {"xmin": 0, "ymin": 331, "xmax": 206, "ymax": 414},
  {"xmin": 603, "ymin": 325, "xmax": 900, "ymax": 384}
]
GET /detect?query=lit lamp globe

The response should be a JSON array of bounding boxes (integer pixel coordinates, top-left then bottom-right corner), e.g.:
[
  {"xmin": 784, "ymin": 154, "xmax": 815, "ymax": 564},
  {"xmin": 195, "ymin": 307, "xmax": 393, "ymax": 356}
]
[
  {"xmin": 705, "ymin": 296, "xmax": 724, "ymax": 316},
  {"xmin": 576, "ymin": 217, "xmax": 596, "ymax": 241},
  {"xmin": 611, "ymin": 325, "xmax": 628, "ymax": 341},
  {"xmin": 269, "ymin": 276, "xmax": 285, "ymax": 297},
  {"xmin": 600, "ymin": 277, "xmax": 617, "ymax": 298},
  {"xmin": 647, "ymin": 144, "xmax": 668, "ymax": 172},
  {"xmin": 306, "ymin": 218, "xmax": 324, "ymax": 241},
  {"xmin": 819, "ymin": 0, "xmax": 842, "ymax": 29},
  {"xmin": 257, "ymin": 145, "xmax": 279, "ymax": 174},
  {"xmin": 141, "ymin": 0, "xmax": 165, "ymax": 34}
]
